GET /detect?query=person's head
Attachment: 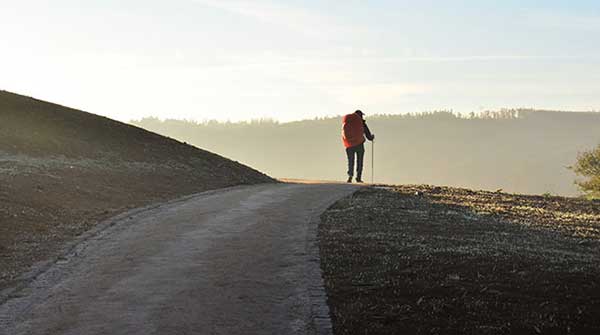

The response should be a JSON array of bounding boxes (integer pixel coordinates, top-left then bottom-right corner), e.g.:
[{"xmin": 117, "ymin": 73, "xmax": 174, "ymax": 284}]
[{"xmin": 355, "ymin": 110, "xmax": 364, "ymax": 117}]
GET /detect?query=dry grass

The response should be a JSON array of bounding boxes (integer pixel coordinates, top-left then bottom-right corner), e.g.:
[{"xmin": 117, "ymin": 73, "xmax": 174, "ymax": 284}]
[{"xmin": 319, "ymin": 185, "xmax": 600, "ymax": 335}]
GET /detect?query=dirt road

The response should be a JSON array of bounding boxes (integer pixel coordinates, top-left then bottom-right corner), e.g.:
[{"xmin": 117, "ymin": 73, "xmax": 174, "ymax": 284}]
[{"xmin": 0, "ymin": 183, "xmax": 358, "ymax": 335}]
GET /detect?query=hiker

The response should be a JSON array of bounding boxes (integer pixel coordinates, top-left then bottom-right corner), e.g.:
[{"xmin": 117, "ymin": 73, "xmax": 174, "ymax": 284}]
[{"xmin": 342, "ymin": 110, "xmax": 375, "ymax": 183}]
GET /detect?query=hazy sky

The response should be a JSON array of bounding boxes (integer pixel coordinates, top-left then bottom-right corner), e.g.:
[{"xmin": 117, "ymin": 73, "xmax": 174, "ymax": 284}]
[{"xmin": 2, "ymin": 0, "xmax": 600, "ymax": 122}]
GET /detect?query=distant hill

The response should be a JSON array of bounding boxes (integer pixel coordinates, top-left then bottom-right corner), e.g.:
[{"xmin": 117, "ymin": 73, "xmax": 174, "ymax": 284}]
[
  {"xmin": 0, "ymin": 90, "xmax": 273, "ymax": 291},
  {"xmin": 133, "ymin": 109, "xmax": 600, "ymax": 196}
]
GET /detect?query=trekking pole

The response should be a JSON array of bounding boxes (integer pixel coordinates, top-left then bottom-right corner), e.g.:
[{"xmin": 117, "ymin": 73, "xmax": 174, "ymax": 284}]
[{"xmin": 371, "ymin": 139, "xmax": 375, "ymax": 184}]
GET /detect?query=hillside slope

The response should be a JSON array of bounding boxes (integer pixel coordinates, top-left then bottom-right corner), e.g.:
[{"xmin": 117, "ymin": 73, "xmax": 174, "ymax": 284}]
[{"xmin": 0, "ymin": 90, "xmax": 273, "ymax": 291}]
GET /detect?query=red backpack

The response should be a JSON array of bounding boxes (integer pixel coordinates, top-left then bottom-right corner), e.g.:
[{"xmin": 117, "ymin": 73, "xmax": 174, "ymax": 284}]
[{"xmin": 342, "ymin": 113, "xmax": 365, "ymax": 148}]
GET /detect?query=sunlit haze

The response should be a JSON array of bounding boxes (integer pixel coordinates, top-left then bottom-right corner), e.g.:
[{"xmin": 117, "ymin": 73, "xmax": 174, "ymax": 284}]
[{"xmin": 2, "ymin": 0, "xmax": 600, "ymax": 122}]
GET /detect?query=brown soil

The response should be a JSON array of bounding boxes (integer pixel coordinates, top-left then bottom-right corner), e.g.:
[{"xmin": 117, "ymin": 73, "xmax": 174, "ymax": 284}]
[
  {"xmin": 319, "ymin": 185, "xmax": 600, "ymax": 335},
  {"xmin": 0, "ymin": 90, "xmax": 273, "ymax": 292}
]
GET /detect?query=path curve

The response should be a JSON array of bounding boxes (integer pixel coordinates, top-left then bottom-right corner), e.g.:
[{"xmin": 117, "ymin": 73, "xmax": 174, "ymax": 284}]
[{"xmin": 0, "ymin": 182, "xmax": 358, "ymax": 335}]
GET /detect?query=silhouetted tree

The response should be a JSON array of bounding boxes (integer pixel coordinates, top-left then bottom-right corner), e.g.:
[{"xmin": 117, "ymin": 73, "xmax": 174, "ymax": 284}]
[{"xmin": 572, "ymin": 145, "xmax": 600, "ymax": 198}]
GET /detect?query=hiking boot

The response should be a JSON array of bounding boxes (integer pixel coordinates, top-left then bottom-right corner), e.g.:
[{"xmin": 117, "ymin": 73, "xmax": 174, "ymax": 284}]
[{"xmin": 347, "ymin": 176, "xmax": 353, "ymax": 183}]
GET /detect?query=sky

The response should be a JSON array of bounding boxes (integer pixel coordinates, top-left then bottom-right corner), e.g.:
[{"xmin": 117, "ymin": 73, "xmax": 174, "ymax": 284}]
[{"xmin": 1, "ymin": 0, "xmax": 600, "ymax": 122}]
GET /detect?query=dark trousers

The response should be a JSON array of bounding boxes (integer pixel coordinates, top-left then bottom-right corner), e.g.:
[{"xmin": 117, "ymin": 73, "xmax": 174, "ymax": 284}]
[{"xmin": 346, "ymin": 143, "xmax": 365, "ymax": 179}]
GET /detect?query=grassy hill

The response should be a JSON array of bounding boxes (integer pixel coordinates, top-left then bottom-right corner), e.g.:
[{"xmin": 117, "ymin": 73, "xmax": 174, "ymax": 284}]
[
  {"xmin": 133, "ymin": 110, "xmax": 600, "ymax": 197},
  {"xmin": 0, "ymin": 90, "xmax": 273, "ymax": 291}
]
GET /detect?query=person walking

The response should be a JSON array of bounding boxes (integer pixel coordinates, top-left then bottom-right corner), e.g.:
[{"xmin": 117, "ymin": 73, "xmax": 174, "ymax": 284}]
[{"xmin": 342, "ymin": 110, "xmax": 375, "ymax": 183}]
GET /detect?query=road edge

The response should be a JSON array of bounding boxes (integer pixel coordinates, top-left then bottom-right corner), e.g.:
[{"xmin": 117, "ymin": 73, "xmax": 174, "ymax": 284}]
[
  {"xmin": 305, "ymin": 187, "xmax": 361, "ymax": 335},
  {"xmin": 306, "ymin": 212, "xmax": 333, "ymax": 335}
]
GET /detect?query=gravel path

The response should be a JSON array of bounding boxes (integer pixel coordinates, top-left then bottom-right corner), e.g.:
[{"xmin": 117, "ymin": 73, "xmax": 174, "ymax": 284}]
[{"xmin": 0, "ymin": 183, "xmax": 358, "ymax": 335}]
